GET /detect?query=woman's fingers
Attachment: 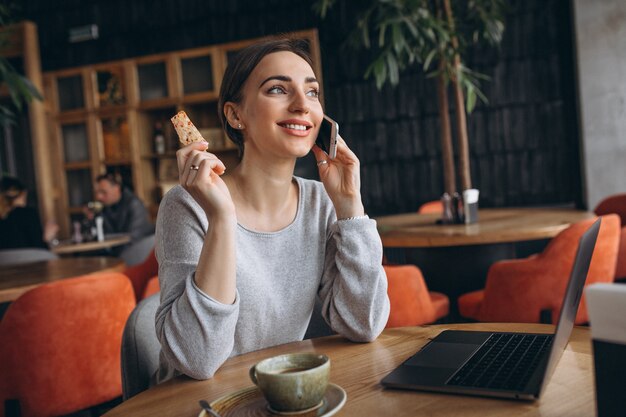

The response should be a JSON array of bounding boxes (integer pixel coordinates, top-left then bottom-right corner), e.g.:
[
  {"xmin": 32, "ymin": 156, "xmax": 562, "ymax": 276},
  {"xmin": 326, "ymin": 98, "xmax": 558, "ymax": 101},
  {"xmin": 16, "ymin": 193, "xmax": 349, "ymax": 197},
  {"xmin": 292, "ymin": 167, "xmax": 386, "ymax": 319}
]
[
  {"xmin": 177, "ymin": 141, "xmax": 208, "ymax": 169},
  {"xmin": 333, "ymin": 135, "xmax": 359, "ymax": 164},
  {"xmin": 185, "ymin": 155, "xmax": 226, "ymax": 188}
]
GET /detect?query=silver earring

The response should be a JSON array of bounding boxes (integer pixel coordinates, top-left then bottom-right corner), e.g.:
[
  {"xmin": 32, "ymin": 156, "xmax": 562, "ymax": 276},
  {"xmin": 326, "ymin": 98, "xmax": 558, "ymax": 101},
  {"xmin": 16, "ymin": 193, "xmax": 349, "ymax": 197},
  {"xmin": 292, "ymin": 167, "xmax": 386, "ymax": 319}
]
[{"xmin": 237, "ymin": 124, "xmax": 242, "ymax": 129}]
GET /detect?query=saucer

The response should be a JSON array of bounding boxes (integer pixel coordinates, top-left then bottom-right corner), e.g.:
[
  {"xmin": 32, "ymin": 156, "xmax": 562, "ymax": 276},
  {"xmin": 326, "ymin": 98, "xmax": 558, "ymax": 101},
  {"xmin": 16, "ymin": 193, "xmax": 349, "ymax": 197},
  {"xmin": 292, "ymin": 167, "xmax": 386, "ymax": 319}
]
[{"xmin": 199, "ymin": 383, "xmax": 347, "ymax": 417}]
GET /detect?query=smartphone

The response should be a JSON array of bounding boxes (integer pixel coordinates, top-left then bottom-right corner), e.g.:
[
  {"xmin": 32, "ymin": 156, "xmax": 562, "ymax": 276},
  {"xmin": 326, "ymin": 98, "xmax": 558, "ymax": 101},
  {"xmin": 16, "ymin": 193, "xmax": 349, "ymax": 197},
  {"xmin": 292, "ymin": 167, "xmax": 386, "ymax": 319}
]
[{"xmin": 315, "ymin": 115, "xmax": 339, "ymax": 159}]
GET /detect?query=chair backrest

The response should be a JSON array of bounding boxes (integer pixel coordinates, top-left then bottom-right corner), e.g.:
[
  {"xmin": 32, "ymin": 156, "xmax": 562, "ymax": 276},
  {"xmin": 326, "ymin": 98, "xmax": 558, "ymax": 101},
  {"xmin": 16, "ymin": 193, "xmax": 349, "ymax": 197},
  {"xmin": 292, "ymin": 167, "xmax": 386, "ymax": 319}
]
[
  {"xmin": 0, "ymin": 272, "xmax": 135, "ymax": 417},
  {"xmin": 384, "ymin": 264, "xmax": 437, "ymax": 327},
  {"xmin": 303, "ymin": 297, "xmax": 335, "ymax": 340},
  {"xmin": 594, "ymin": 193, "xmax": 626, "ymax": 225},
  {"xmin": 124, "ymin": 248, "xmax": 158, "ymax": 301},
  {"xmin": 0, "ymin": 247, "xmax": 58, "ymax": 266},
  {"xmin": 120, "ymin": 234, "xmax": 155, "ymax": 267},
  {"xmin": 594, "ymin": 194, "xmax": 626, "ymax": 280},
  {"xmin": 121, "ymin": 294, "xmax": 161, "ymax": 400},
  {"xmin": 481, "ymin": 214, "xmax": 620, "ymax": 324},
  {"xmin": 418, "ymin": 200, "xmax": 443, "ymax": 214}
]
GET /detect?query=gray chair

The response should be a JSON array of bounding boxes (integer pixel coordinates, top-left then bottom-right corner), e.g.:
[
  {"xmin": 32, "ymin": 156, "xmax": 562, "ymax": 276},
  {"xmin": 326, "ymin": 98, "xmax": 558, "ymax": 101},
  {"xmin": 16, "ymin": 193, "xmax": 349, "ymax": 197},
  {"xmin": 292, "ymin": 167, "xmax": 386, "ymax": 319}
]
[
  {"xmin": 304, "ymin": 298, "xmax": 335, "ymax": 339},
  {"xmin": 121, "ymin": 293, "xmax": 161, "ymax": 400},
  {"xmin": 0, "ymin": 247, "xmax": 58, "ymax": 266},
  {"xmin": 120, "ymin": 234, "xmax": 155, "ymax": 267}
]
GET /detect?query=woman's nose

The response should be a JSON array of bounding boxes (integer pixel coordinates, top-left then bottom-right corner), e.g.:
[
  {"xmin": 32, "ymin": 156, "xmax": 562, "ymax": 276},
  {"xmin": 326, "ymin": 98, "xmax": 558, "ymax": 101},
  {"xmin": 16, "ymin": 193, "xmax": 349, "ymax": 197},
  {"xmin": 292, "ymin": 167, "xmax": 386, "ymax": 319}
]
[{"xmin": 288, "ymin": 90, "xmax": 309, "ymax": 114}]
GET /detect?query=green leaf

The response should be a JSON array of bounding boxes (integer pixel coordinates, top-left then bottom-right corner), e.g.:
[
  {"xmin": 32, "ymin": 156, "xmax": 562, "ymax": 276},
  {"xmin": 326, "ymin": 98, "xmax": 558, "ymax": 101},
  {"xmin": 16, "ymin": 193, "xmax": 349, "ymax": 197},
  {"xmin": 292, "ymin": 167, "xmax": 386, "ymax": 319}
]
[
  {"xmin": 466, "ymin": 86, "xmax": 477, "ymax": 113},
  {"xmin": 423, "ymin": 48, "xmax": 438, "ymax": 71},
  {"xmin": 386, "ymin": 52, "xmax": 399, "ymax": 85}
]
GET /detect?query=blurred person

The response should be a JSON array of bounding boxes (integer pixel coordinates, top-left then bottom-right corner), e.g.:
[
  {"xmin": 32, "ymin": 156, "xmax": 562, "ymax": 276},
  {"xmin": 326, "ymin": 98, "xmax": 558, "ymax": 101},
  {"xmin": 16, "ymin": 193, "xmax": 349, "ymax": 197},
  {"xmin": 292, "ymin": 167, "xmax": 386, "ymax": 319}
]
[
  {"xmin": 155, "ymin": 38, "xmax": 390, "ymax": 383},
  {"xmin": 87, "ymin": 172, "xmax": 154, "ymax": 243},
  {"xmin": 0, "ymin": 176, "xmax": 58, "ymax": 250}
]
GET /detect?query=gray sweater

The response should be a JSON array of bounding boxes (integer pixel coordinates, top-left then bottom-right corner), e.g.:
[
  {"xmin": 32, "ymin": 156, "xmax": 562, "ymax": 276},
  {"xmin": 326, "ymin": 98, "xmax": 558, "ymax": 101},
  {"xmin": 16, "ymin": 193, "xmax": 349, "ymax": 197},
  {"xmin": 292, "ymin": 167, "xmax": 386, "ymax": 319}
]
[{"xmin": 154, "ymin": 176, "xmax": 390, "ymax": 382}]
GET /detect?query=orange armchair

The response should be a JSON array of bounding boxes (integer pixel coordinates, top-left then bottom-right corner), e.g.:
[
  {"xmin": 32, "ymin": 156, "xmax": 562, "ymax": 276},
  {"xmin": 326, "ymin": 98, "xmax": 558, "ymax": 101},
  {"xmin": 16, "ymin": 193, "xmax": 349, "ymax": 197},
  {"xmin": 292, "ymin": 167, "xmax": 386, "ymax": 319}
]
[
  {"xmin": 418, "ymin": 200, "xmax": 443, "ymax": 214},
  {"xmin": 0, "ymin": 272, "xmax": 136, "ymax": 417},
  {"xmin": 594, "ymin": 194, "xmax": 626, "ymax": 280},
  {"xmin": 124, "ymin": 248, "xmax": 158, "ymax": 301},
  {"xmin": 384, "ymin": 264, "xmax": 449, "ymax": 327},
  {"xmin": 458, "ymin": 215, "xmax": 620, "ymax": 324}
]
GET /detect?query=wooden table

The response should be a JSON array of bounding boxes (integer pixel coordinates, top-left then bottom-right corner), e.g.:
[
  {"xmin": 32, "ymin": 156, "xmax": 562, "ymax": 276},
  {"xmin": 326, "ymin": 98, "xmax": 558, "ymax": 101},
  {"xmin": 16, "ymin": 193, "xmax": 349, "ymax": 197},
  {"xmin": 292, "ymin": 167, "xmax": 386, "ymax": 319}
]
[
  {"xmin": 375, "ymin": 208, "xmax": 596, "ymax": 307},
  {"xmin": 51, "ymin": 234, "xmax": 130, "ymax": 255},
  {"xmin": 375, "ymin": 208, "xmax": 595, "ymax": 248},
  {"xmin": 103, "ymin": 323, "xmax": 595, "ymax": 417},
  {"xmin": 0, "ymin": 256, "xmax": 125, "ymax": 302}
]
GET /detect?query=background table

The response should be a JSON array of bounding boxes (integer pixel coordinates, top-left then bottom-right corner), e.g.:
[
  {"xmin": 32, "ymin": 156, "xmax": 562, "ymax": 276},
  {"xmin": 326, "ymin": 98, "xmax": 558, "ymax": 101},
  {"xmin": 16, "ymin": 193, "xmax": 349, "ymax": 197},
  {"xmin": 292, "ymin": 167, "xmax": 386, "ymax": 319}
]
[
  {"xmin": 375, "ymin": 208, "xmax": 595, "ymax": 313},
  {"xmin": 0, "ymin": 256, "xmax": 125, "ymax": 302},
  {"xmin": 51, "ymin": 234, "xmax": 130, "ymax": 256},
  {"xmin": 375, "ymin": 208, "xmax": 595, "ymax": 248},
  {"xmin": 103, "ymin": 323, "xmax": 594, "ymax": 417}
]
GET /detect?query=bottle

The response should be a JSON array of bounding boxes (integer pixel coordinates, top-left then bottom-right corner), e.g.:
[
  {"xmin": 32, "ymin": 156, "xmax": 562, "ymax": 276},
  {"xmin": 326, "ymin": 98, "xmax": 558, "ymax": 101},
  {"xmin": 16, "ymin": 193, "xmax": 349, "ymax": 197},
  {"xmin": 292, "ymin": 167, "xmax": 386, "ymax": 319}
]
[
  {"xmin": 95, "ymin": 215, "xmax": 104, "ymax": 242},
  {"xmin": 154, "ymin": 121, "xmax": 165, "ymax": 154},
  {"xmin": 72, "ymin": 221, "xmax": 83, "ymax": 243}
]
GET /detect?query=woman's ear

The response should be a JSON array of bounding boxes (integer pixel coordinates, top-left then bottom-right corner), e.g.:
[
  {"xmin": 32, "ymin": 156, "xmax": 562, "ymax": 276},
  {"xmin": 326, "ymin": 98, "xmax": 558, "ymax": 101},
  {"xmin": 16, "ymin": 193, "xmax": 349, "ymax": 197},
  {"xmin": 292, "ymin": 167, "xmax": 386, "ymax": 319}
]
[{"xmin": 223, "ymin": 102, "xmax": 244, "ymax": 130}]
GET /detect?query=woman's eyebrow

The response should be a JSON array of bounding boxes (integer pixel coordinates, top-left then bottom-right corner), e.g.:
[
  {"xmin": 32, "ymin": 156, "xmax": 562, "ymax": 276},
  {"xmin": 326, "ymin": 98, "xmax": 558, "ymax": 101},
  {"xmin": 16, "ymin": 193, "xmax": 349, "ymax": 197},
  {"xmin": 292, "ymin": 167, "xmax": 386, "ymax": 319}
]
[{"xmin": 259, "ymin": 75, "xmax": 319, "ymax": 87}]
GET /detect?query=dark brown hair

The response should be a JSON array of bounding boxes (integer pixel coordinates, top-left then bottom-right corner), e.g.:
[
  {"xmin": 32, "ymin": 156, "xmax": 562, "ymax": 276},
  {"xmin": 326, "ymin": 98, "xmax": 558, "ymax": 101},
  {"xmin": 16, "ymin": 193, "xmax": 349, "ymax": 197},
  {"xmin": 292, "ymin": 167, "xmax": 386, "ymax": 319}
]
[
  {"xmin": 218, "ymin": 37, "xmax": 317, "ymax": 156},
  {"xmin": 96, "ymin": 172, "xmax": 123, "ymax": 187},
  {"xmin": 0, "ymin": 176, "xmax": 27, "ymax": 219}
]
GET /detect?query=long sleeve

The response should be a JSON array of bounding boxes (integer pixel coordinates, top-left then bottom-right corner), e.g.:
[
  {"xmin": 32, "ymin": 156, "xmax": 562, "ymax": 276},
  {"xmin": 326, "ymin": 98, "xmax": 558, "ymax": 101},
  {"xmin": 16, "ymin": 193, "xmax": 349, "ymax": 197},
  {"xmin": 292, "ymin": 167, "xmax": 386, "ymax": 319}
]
[
  {"xmin": 318, "ymin": 217, "xmax": 390, "ymax": 342},
  {"xmin": 155, "ymin": 186, "xmax": 239, "ymax": 380}
]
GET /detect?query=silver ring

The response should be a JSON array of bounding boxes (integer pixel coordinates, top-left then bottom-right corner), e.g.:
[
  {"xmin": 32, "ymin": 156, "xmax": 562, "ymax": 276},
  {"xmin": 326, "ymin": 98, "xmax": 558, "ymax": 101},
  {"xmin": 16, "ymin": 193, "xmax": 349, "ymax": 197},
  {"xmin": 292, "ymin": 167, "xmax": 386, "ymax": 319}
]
[
  {"xmin": 317, "ymin": 160, "xmax": 328, "ymax": 166},
  {"xmin": 190, "ymin": 165, "xmax": 200, "ymax": 171}
]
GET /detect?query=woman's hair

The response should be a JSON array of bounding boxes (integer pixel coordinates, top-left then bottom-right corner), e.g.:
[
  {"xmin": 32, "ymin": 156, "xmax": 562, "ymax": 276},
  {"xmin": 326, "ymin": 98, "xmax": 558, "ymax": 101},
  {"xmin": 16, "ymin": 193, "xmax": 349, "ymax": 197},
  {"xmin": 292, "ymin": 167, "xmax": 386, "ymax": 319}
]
[
  {"xmin": 218, "ymin": 37, "xmax": 317, "ymax": 156},
  {"xmin": 0, "ymin": 176, "xmax": 26, "ymax": 219}
]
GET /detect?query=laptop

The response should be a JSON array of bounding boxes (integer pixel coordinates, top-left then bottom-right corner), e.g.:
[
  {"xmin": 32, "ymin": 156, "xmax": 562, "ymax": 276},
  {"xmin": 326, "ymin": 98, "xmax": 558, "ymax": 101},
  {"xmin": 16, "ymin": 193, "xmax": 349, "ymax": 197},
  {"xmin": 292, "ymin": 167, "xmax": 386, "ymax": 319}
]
[{"xmin": 381, "ymin": 217, "xmax": 601, "ymax": 400}]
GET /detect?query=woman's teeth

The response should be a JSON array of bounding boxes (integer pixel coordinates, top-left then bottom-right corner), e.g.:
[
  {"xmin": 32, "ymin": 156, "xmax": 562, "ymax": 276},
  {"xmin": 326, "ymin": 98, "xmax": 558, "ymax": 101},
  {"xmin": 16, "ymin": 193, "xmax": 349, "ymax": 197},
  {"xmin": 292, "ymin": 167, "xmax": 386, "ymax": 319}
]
[{"xmin": 283, "ymin": 124, "xmax": 307, "ymax": 131}]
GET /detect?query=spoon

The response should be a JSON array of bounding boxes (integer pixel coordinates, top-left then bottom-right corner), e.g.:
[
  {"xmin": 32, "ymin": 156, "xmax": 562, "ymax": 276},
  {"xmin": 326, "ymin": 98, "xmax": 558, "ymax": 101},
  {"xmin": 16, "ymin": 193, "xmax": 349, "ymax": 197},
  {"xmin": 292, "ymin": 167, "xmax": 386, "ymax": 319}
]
[{"xmin": 199, "ymin": 399, "xmax": 222, "ymax": 417}]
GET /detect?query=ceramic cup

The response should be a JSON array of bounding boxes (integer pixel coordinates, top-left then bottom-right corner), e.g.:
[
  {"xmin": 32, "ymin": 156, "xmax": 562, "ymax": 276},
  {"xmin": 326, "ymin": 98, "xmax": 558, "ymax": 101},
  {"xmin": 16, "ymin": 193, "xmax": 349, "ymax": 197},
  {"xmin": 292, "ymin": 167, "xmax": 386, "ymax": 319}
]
[{"xmin": 249, "ymin": 352, "xmax": 330, "ymax": 413}]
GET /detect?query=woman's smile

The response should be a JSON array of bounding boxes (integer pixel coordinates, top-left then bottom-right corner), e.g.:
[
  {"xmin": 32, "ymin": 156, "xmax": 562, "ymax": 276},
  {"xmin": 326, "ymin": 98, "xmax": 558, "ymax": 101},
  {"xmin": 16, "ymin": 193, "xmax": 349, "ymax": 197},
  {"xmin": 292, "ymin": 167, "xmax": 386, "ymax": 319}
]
[{"xmin": 277, "ymin": 119, "xmax": 313, "ymax": 137}]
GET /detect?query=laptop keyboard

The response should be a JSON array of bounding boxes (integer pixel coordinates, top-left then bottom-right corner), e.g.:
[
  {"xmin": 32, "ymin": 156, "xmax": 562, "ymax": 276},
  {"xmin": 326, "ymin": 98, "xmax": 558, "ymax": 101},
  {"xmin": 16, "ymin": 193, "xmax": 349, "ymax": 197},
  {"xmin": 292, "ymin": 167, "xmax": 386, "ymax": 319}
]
[{"xmin": 446, "ymin": 333, "xmax": 553, "ymax": 391}]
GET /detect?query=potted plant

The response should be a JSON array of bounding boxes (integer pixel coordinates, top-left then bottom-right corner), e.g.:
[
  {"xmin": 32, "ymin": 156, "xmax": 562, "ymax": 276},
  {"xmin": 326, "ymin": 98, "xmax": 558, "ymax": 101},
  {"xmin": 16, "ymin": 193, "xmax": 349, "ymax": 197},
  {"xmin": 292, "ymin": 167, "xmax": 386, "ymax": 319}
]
[{"xmin": 315, "ymin": 0, "xmax": 505, "ymax": 222}]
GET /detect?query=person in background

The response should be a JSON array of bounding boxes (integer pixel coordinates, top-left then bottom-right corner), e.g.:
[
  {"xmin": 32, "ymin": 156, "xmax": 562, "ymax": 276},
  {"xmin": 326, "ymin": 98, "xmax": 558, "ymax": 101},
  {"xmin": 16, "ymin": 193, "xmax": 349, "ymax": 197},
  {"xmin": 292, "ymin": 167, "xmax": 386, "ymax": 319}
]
[
  {"xmin": 0, "ymin": 176, "xmax": 58, "ymax": 250},
  {"xmin": 87, "ymin": 172, "xmax": 154, "ymax": 243},
  {"xmin": 155, "ymin": 38, "xmax": 390, "ymax": 383}
]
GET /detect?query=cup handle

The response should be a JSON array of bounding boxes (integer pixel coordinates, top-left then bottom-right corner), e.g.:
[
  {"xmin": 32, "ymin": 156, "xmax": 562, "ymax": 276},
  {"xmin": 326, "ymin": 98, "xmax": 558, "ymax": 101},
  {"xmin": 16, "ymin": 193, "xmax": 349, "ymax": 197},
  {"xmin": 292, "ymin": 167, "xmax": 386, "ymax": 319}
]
[{"xmin": 249, "ymin": 365, "xmax": 258, "ymax": 386}]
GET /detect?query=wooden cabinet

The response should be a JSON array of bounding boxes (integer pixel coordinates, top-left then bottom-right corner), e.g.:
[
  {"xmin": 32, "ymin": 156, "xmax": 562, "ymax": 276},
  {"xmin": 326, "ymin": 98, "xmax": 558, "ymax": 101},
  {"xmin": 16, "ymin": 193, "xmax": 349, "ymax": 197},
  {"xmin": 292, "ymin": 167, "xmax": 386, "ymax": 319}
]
[{"xmin": 43, "ymin": 29, "xmax": 321, "ymax": 235}]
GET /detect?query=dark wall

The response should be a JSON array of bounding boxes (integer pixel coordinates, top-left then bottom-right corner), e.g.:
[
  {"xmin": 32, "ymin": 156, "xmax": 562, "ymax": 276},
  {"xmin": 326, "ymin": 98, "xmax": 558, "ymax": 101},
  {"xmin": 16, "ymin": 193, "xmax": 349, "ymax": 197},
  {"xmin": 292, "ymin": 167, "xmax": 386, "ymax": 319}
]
[{"xmin": 12, "ymin": 0, "xmax": 581, "ymax": 215}]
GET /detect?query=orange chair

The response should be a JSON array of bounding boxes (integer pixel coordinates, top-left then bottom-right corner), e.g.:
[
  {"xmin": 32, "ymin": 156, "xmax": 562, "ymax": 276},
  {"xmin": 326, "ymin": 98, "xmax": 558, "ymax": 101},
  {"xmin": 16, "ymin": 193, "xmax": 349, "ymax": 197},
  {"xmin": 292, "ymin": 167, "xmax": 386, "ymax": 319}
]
[
  {"xmin": 458, "ymin": 215, "xmax": 620, "ymax": 324},
  {"xmin": 384, "ymin": 264, "xmax": 449, "ymax": 327},
  {"xmin": 418, "ymin": 200, "xmax": 443, "ymax": 214},
  {"xmin": 124, "ymin": 249, "xmax": 158, "ymax": 301},
  {"xmin": 594, "ymin": 194, "xmax": 626, "ymax": 280},
  {"xmin": 142, "ymin": 275, "xmax": 160, "ymax": 299},
  {"xmin": 0, "ymin": 272, "xmax": 136, "ymax": 417}
]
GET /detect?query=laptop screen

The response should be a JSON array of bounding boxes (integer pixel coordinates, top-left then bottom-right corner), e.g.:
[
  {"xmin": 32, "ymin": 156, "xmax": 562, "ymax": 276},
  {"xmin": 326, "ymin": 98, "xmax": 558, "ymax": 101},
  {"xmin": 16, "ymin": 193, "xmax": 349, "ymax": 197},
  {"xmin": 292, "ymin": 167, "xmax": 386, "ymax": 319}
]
[{"xmin": 539, "ymin": 218, "xmax": 600, "ymax": 394}]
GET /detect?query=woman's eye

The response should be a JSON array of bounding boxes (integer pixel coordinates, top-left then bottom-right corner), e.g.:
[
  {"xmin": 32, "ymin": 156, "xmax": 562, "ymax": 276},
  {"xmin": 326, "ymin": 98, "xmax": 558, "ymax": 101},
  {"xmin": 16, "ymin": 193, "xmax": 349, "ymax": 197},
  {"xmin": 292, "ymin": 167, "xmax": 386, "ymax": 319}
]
[
  {"xmin": 268, "ymin": 86, "xmax": 286, "ymax": 94},
  {"xmin": 306, "ymin": 89, "xmax": 320, "ymax": 98}
]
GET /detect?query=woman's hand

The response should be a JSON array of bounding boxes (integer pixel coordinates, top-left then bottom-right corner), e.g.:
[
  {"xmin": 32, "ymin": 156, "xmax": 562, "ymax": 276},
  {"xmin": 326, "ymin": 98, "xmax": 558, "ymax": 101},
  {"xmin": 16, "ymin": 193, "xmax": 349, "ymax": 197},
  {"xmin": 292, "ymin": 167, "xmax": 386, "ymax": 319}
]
[
  {"xmin": 311, "ymin": 135, "xmax": 365, "ymax": 219},
  {"xmin": 176, "ymin": 141, "xmax": 236, "ymax": 219}
]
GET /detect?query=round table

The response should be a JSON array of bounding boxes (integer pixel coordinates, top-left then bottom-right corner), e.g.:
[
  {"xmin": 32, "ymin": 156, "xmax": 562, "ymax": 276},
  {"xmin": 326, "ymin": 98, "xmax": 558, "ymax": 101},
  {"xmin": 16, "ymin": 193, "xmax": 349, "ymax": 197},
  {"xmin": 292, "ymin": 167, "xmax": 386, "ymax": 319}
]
[
  {"xmin": 375, "ymin": 208, "xmax": 595, "ymax": 313},
  {"xmin": 102, "ymin": 323, "xmax": 595, "ymax": 417},
  {"xmin": 0, "ymin": 256, "xmax": 125, "ymax": 303}
]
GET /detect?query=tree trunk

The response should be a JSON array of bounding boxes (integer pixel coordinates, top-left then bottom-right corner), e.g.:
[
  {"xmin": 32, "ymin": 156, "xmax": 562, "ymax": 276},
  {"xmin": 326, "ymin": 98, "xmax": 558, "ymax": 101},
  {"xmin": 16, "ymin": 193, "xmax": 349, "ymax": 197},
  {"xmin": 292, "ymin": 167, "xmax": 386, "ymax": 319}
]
[
  {"xmin": 443, "ymin": 0, "xmax": 472, "ymax": 191},
  {"xmin": 436, "ymin": 61, "xmax": 456, "ymax": 196}
]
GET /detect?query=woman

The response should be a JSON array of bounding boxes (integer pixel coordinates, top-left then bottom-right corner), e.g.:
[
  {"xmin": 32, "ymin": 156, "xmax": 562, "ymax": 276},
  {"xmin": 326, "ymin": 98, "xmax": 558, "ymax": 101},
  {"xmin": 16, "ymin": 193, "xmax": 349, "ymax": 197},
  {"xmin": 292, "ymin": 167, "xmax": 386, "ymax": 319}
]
[
  {"xmin": 155, "ymin": 38, "xmax": 390, "ymax": 382},
  {"xmin": 0, "ymin": 176, "xmax": 58, "ymax": 250}
]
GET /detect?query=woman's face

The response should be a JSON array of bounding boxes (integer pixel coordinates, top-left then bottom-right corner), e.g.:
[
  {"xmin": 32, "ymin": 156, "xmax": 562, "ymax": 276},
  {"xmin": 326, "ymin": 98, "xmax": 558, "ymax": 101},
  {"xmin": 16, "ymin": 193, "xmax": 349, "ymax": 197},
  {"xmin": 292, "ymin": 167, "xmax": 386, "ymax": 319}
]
[{"xmin": 235, "ymin": 51, "xmax": 324, "ymax": 160}]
